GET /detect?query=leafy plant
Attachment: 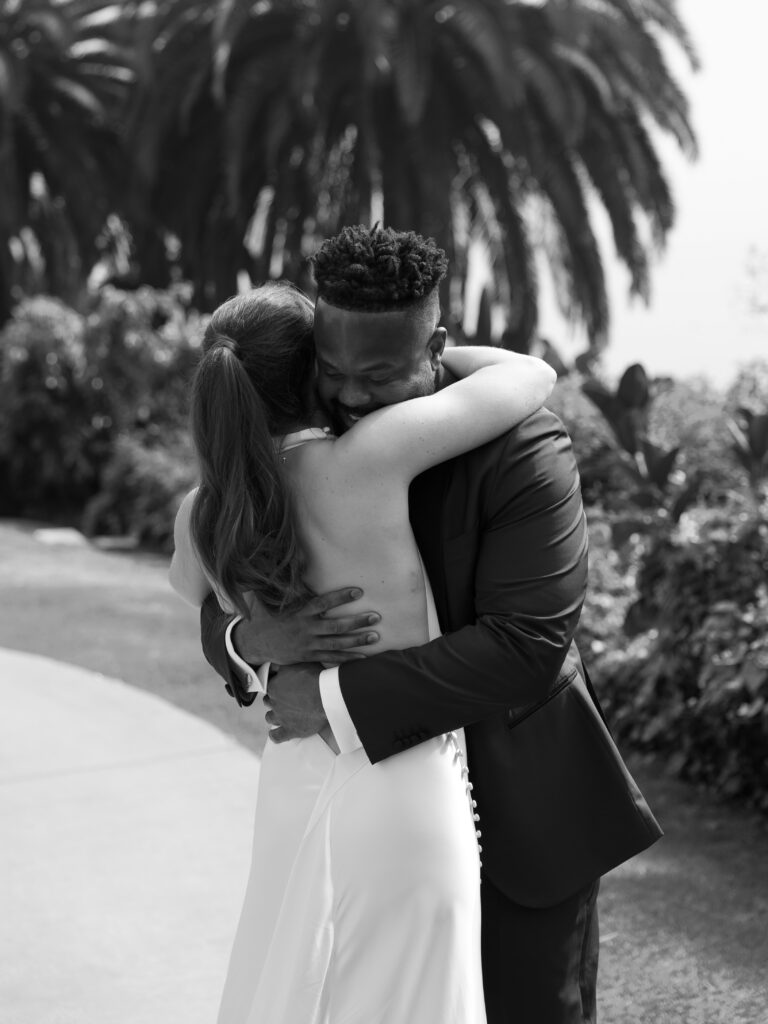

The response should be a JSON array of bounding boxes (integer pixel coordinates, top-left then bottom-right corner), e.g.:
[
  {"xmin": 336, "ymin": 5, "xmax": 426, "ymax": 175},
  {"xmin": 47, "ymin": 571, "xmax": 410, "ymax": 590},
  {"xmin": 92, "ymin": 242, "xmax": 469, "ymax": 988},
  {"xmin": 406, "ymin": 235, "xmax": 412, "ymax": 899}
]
[
  {"xmin": 0, "ymin": 0, "xmax": 134, "ymax": 319},
  {"xmin": 0, "ymin": 285, "xmax": 203, "ymax": 523},
  {"xmin": 648, "ymin": 375, "xmax": 746, "ymax": 506},
  {"xmin": 727, "ymin": 408, "xmax": 768, "ymax": 505},
  {"xmin": 79, "ymin": 283, "xmax": 204, "ymax": 440},
  {"xmin": 547, "ymin": 375, "xmax": 634, "ymax": 508},
  {"xmin": 0, "ymin": 296, "xmax": 110, "ymax": 515},
  {"xmin": 580, "ymin": 362, "xmax": 701, "ymax": 534},
  {"xmin": 582, "ymin": 363, "xmax": 650, "ymax": 456},
  {"xmin": 124, "ymin": 0, "xmax": 697, "ymax": 346},
  {"xmin": 593, "ymin": 514, "xmax": 768, "ymax": 814},
  {"xmin": 81, "ymin": 433, "xmax": 196, "ymax": 551}
]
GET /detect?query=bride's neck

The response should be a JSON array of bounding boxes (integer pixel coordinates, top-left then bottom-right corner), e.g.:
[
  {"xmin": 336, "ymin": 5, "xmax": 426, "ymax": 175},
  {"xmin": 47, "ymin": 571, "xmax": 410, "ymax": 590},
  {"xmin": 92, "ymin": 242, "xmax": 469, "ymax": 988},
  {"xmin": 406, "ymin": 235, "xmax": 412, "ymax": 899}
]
[{"xmin": 272, "ymin": 378, "xmax": 331, "ymax": 435}]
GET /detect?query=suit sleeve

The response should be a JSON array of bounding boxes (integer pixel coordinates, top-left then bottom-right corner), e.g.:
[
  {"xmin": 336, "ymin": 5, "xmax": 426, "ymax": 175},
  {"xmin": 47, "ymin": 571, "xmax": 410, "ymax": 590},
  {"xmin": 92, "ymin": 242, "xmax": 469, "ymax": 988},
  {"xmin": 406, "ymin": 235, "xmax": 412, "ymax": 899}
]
[
  {"xmin": 338, "ymin": 415, "xmax": 589, "ymax": 763},
  {"xmin": 200, "ymin": 594, "xmax": 258, "ymax": 707}
]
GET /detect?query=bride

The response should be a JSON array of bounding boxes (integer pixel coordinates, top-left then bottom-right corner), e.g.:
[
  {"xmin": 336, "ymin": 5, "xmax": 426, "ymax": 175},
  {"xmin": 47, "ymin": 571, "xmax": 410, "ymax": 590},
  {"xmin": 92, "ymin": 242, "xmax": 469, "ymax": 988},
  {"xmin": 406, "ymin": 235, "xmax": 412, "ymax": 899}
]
[{"xmin": 170, "ymin": 280, "xmax": 555, "ymax": 1024}]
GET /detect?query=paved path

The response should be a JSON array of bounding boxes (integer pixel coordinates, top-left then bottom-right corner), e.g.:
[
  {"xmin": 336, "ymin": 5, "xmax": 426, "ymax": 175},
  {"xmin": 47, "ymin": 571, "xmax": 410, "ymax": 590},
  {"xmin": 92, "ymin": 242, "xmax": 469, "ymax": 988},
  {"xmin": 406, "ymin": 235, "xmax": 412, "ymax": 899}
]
[
  {"xmin": 3, "ymin": 646, "xmax": 768, "ymax": 1024},
  {"xmin": 0, "ymin": 649, "xmax": 259, "ymax": 1024}
]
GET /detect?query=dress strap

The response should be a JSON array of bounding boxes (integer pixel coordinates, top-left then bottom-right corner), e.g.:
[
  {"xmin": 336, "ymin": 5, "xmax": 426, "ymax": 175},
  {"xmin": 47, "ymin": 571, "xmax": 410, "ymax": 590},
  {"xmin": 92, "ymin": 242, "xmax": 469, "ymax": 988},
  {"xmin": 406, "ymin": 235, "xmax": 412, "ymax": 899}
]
[{"xmin": 278, "ymin": 426, "xmax": 335, "ymax": 453}]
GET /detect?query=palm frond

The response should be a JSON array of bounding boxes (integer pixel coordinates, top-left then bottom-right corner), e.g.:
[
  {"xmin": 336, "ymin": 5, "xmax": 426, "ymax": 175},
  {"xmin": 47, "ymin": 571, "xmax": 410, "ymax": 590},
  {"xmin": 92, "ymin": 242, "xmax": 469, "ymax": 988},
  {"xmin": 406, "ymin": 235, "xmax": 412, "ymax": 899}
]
[{"xmin": 104, "ymin": 0, "xmax": 698, "ymax": 340}]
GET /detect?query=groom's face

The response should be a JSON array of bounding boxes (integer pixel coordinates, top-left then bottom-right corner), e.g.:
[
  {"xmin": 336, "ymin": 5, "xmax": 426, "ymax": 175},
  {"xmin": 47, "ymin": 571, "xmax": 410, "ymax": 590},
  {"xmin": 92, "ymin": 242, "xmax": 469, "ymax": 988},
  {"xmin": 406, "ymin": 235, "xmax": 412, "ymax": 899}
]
[{"xmin": 314, "ymin": 298, "xmax": 446, "ymax": 433}]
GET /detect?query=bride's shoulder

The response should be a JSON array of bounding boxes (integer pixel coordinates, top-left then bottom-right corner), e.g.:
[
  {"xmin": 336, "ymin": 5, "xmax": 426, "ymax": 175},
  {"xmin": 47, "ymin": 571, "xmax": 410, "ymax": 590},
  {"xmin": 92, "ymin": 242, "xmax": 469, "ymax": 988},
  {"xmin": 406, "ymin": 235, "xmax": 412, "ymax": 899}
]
[
  {"xmin": 175, "ymin": 487, "xmax": 199, "ymax": 524},
  {"xmin": 169, "ymin": 487, "xmax": 210, "ymax": 606},
  {"xmin": 320, "ymin": 428, "xmax": 392, "ymax": 483}
]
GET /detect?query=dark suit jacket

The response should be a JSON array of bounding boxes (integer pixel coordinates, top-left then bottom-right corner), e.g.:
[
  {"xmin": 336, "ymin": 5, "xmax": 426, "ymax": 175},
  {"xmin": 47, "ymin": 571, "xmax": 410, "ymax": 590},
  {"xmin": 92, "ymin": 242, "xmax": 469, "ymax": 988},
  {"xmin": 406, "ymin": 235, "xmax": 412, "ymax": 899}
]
[{"xmin": 201, "ymin": 408, "xmax": 662, "ymax": 908}]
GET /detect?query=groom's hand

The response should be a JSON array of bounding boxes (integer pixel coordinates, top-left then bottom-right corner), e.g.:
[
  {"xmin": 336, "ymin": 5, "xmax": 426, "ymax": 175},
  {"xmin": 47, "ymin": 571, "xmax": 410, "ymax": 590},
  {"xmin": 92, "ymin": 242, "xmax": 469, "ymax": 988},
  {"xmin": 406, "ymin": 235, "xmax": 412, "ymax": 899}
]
[
  {"xmin": 263, "ymin": 663, "xmax": 326, "ymax": 743},
  {"xmin": 232, "ymin": 588, "xmax": 380, "ymax": 666}
]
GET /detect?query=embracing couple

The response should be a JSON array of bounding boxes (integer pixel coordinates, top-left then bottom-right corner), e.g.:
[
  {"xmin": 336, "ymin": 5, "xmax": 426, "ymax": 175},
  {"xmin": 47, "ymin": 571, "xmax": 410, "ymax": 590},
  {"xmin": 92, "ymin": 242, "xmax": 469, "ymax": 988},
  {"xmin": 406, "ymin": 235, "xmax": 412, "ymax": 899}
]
[{"xmin": 170, "ymin": 225, "xmax": 662, "ymax": 1024}]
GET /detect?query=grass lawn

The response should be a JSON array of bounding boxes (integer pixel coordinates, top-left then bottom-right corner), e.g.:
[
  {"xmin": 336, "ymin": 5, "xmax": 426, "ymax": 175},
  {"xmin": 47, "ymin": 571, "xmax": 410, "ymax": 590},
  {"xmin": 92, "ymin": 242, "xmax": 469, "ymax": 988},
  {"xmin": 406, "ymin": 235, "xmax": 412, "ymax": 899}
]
[{"xmin": 0, "ymin": 520, "xmax": 266, "ymax": 754}]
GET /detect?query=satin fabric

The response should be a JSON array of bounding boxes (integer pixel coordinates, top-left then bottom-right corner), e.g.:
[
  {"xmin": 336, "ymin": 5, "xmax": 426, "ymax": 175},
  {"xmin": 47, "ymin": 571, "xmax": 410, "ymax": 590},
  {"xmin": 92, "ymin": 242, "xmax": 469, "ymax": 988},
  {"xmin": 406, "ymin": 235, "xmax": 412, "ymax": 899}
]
[{"xmin": 217, "ymin": 440, "xmax": 485, "ymax": 1024}]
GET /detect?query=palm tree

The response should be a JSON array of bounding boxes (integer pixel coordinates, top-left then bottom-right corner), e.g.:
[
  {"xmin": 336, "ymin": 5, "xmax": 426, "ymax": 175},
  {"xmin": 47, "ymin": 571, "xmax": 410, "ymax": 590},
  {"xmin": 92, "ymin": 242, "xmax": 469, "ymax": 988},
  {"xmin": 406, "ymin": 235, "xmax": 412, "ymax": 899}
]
[
  {"xmin": 128, "ymin": 0, "xmax": 698, "ymax": 348},
  {"xmin": 0, "ymin": 0, "xmax": 133, "ymax": 320}
]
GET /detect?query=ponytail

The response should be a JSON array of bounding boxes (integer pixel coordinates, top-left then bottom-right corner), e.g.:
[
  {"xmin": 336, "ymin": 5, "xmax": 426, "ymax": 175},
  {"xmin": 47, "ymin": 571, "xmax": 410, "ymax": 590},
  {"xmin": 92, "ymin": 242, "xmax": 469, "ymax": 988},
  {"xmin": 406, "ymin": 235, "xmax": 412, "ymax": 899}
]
[{"xmin": 189, "ymin": 335, "xmax": 311, "ymax": 617}]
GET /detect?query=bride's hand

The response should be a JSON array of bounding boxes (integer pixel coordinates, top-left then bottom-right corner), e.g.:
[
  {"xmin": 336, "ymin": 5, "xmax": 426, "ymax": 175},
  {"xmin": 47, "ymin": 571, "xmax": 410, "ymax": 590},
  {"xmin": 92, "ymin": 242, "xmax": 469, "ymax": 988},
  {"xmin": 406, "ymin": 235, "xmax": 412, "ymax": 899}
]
[{"xmin": 232, "ymin": 588, "xmax": 380, "ymax": 666}]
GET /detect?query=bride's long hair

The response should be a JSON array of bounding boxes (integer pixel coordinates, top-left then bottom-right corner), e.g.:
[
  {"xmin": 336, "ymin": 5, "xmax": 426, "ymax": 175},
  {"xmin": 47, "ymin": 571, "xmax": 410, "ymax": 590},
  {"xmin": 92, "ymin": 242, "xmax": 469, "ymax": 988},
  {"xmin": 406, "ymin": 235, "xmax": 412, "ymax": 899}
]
[{"xmin": 190, "ymin": 282, "xmax": 315, "ymax": 617}]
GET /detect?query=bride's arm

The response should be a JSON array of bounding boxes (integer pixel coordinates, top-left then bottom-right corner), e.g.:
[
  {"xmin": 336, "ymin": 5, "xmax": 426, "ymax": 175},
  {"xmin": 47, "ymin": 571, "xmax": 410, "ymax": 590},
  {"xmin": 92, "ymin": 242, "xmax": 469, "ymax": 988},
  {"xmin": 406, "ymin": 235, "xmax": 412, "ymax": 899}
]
[
  {"xmin": 169, "ymin": 489, "xmax": 212, "ymax": 607},
  {"xmin": 334, "ymin": 346, "xmax": 556, "ymax": 479},
  {"xmin": 440, "ymin": 345, "xmax": 545, "ymax": 382}
]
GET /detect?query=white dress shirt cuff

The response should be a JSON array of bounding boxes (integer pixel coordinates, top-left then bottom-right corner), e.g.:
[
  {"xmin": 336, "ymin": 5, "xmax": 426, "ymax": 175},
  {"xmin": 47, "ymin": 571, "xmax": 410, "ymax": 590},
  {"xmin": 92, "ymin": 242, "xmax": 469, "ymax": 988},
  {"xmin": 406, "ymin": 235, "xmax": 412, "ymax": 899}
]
[
  {"xmin": 319, "ymin": 667, "xmax": 362, "ymax": 753},
  {"xmin": 224, "ymin": 615, "xmax": 270, "ymax": 695}
]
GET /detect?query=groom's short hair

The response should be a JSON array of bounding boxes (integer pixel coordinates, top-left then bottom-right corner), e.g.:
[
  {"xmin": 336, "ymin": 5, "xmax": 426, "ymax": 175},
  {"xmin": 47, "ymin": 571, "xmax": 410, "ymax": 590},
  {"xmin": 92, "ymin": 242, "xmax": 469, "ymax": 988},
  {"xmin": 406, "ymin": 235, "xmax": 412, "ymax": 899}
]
[{"xmin": 311, "ymin": 225, "xmax": 448, "ymax": 313}]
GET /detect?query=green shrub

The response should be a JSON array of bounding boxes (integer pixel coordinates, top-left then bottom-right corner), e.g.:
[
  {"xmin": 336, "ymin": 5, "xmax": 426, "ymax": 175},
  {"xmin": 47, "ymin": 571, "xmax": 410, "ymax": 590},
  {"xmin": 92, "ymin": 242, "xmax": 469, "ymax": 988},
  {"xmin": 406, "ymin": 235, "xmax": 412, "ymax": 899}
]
[
  {"xmin": 0, "ymin": 297, "xmax": 111, "ymax": 517},
  {"xmin": 575, "ymin": 510, "xmax": 638, "ymax": 660},
  {"xmin": 0, "ymin": 285, "xmax": 204, "ymax": 523},
  {"xmin": 81, "ymin": 283, "xmax": 204, "ymax": 440},
  {"xmin": 552, "ymin": 371, "xmax": 759, "ymax": 516},
  {"xmin": 726, "ymin": 358, "xmax": 768, "ymax": 412},
  {"xmin": 548, "ymin": 377, "xmax": 635, "ymax": 509},
  {"xmin": 593, "ymin": 509, "xmax": 768, "ymax": 813},
  {"xmin": 649, "ymin": 376, "xmax": 749, "ymax": 505},
  {"xmin": 81, "ymin": 433, "xmax": 197, "ymax": 551}
]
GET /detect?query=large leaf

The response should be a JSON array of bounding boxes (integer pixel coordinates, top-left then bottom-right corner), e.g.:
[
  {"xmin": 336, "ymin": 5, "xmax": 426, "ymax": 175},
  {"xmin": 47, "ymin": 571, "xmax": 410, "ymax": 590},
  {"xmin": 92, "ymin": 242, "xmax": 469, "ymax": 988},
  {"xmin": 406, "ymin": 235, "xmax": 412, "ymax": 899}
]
[
  {"xmin": 617, "ymin": 363, "xmax": 650, "ymax": 408},
  {"xmin": 641, "ymin": 438, "xmax": 679, "ymax": 490}
]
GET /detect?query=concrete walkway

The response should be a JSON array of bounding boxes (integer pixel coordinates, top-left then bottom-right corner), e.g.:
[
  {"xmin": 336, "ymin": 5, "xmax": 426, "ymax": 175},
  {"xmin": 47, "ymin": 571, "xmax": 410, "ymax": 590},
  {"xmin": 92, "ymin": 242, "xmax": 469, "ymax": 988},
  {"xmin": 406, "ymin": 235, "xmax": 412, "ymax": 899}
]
[{"xmin": 0, "ymin": 648, "xmax": 260, "ymax": 1024}]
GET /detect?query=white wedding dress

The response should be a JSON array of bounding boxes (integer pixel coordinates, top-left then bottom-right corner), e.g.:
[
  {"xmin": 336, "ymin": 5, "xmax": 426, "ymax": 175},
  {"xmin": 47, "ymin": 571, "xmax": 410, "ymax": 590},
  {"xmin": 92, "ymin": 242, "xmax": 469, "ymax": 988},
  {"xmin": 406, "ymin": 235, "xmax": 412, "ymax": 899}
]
[{"xmin": 213, "ymin": 430, "xmax": 486, "ymax": 1024}]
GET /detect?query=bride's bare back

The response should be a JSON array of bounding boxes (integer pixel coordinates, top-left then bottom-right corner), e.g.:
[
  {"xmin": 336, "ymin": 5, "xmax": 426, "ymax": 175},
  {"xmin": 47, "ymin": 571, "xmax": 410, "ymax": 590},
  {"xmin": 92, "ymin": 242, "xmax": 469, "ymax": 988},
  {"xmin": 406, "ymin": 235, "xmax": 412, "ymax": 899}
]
[{"xmin": 284, "ymin": 439, "xmax": 430, "ymax": 655}]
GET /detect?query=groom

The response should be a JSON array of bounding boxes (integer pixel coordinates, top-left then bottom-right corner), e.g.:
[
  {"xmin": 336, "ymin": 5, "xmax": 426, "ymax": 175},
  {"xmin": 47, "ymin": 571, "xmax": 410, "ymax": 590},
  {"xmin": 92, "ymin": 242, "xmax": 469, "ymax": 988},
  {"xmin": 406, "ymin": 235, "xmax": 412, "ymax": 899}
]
[{"xmin": 200, "ymin": 225, "xmax": 662, "ymax": 1024}]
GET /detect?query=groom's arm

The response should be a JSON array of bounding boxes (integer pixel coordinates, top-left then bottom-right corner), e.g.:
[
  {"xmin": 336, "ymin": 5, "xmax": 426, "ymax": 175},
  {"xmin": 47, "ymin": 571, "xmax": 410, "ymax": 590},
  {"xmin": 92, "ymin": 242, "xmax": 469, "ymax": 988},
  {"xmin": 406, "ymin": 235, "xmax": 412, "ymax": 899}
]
[
  {"xmin": 199, "ymin": 589, "xmax": 381, "ymax": 706},
  {"xmin": 200, "ymin": 596, "xmax": 259, "ymax": 706},
  {"xmin": 334, "ymin": 413, "xmax": 588, "ymax": 762}
]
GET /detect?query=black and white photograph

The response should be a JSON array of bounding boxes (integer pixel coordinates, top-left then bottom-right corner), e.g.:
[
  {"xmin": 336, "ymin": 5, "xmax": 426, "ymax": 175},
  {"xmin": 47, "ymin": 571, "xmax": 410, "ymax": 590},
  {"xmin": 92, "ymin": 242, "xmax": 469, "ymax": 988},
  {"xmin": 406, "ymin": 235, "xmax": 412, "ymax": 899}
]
[{"xmin": 1, "ymin": 2, "xmax": 767, "ymax": 1022}]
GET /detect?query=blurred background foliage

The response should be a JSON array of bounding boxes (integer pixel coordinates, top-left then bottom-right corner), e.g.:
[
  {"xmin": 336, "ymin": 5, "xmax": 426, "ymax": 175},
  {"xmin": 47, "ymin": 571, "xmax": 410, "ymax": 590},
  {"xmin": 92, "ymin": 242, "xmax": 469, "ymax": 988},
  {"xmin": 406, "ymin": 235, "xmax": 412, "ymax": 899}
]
[
  {"xmin": 550, "ymin": 363, "xmax": 768, "ymax": 815},
  {"xmin": 2, "ymin": 0, "xmax": 767, "ymax": 813},
  {"xmin": 1, "ymin": 0, "xmax": 697, "ymax": 348},
  {"xmin": 0, "ymin": 284, "xmax": 200, "ymax": 536}
]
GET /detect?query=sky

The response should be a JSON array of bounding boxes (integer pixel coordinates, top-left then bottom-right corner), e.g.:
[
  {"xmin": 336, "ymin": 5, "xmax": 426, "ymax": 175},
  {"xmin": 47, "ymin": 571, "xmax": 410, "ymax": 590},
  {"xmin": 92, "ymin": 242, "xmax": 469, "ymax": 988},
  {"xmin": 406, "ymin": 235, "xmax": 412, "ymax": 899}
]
[{"xmin": 535, "ymin": 0, "xmax": 768, "ymax": 387}]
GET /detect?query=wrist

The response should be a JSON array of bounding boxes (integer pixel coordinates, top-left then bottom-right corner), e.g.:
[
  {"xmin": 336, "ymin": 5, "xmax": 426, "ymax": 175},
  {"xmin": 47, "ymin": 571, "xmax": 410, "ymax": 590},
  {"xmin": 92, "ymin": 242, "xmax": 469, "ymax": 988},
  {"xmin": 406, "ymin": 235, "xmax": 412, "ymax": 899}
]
[{"xmin": 232, "ymin": 618, "xmax": 264, "ymax": 665}]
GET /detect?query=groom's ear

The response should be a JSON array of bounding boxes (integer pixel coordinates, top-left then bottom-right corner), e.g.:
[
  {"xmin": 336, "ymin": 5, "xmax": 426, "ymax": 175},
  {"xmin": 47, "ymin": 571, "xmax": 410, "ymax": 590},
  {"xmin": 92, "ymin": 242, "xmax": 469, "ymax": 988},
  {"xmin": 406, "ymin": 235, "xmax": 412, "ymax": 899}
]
[{"xmin": 427, "ymin": 327, "xmax": 447, "ymax": 369}]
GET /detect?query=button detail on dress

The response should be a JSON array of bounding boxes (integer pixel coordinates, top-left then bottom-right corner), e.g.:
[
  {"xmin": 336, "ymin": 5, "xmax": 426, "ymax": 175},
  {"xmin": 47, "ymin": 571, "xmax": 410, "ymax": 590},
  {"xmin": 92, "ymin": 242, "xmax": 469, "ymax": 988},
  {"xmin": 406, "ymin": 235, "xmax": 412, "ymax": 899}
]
[{"xmin": 445, "ymin": 731, "xmax": 482, "ymax": 867}]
